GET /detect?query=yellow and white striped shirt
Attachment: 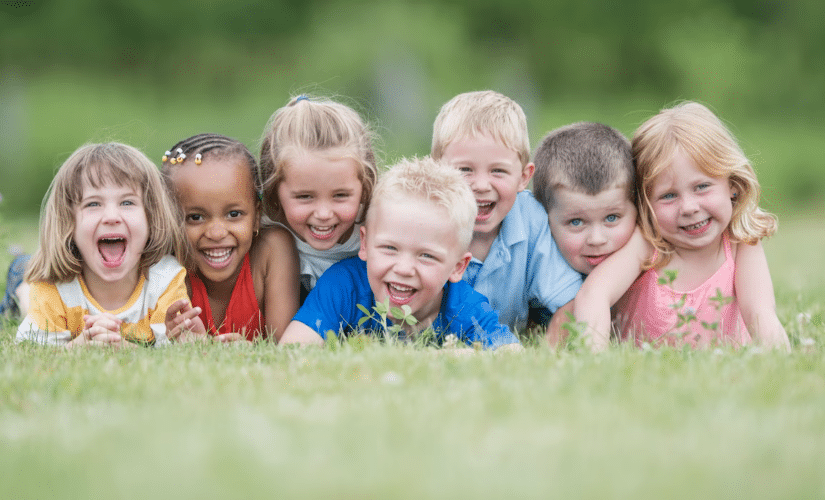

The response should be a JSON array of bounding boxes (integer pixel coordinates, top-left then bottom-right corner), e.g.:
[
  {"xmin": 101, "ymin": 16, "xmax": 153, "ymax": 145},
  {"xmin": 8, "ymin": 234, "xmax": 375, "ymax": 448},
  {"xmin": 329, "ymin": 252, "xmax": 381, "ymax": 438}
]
[{"xmin": 16, "ymin": 255, "xmax": 188, "ymax": 346}]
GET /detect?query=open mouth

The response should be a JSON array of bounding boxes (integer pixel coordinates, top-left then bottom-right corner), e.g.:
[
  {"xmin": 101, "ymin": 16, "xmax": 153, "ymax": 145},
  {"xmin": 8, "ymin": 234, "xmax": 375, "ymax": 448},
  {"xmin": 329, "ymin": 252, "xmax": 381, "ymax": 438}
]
[
  {"xmin": 309, "ymin": 224, "xmax": 337, "ymax": 240},
  {"xmin": 386, "ymin": 282, "xmax": 416, "ymax": 305},
  {"xmin": 681, "ymin": 218, "xmax": 711, "ymax": 235},
  {"xmin": 476, "ymin": 201, "xmax": 495, "ymax": 221},
  {"xmin": 98, "ymin": 236, "xmax": 126, "ymax": 268},
  {"xmin": 201, "ymin": 247, "xmax": 233, "ymax": 269}
]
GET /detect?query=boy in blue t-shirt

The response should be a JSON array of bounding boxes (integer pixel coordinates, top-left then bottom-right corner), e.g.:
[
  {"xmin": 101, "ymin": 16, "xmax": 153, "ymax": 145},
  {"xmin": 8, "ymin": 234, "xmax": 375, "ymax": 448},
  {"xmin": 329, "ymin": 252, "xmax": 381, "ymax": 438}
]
[
  {"xmin": 279, "ymin": 156, "xmax": 521, "ymax": 351},
  {"xmin": 431, "ymin": 90, "xmax": 582, "ymax": 335}
]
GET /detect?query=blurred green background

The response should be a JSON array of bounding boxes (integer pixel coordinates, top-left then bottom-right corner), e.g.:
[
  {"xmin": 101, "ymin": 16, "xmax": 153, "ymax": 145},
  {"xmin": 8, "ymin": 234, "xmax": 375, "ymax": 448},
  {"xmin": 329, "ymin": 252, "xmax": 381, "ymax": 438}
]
[{"xmin": 1, "ymin": 0, "xmax": 824, "ymax": 218}]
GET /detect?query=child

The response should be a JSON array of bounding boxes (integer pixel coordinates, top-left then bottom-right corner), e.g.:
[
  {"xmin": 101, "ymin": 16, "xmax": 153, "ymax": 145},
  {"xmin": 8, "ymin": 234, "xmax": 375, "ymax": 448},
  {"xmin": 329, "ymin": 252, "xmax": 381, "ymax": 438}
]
[
  {"xmin": 160, "ymin": 133, "xmax": 299, "ymax": 342},
  {"xmin": 532, "ymin": 122, "xmax": 638, "ymax": 345},
  {"xmin": 431, "ymin": 90, "xmax": 582, "ymax": 334},
  {"xmin": 16, "ymin": 143, "xmax": 189, "ymax": 347},
  {"xmin": 279, "ymin": 156, "xmax": 521, "ymax": 351},
  {"xmin": 259, "ymin": 95, "xmax": 378, "ymax": 300},
  {"xmin": 574, "ymin": 101, "xmax": 790, "ymax": 351},
  {"xmin": 533, "ymin": 122, "xmax": 638, "ymax": 276}
]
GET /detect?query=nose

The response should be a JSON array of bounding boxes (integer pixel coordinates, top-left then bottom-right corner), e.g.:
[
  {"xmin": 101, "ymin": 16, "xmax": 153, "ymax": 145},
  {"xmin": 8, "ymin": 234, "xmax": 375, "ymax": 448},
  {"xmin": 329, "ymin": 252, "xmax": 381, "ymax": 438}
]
[
  {"xmin": 393, "ymin": 254, "xmax": 415, "ymax": 277},
  {"xmin": 470, "ymin": 173, "xmax": 491, "ymax": 193},
  {"xmin": 586, "ymin": 225, "xmax": 607, "ymax": 246},
  {"xmin": 680, "ymin": 194, "xmax": 699, "ymax": 215},
  {"xmin": 205, "ymin": 220, "xmax": 228, "ymax": 240},
  {"xmin": 313, "ymin": 202, "xmax": 333, "ymax": 221},
  {"xmin": 101, "ymin": 203, "xmax": 122, "ymax": 224}
]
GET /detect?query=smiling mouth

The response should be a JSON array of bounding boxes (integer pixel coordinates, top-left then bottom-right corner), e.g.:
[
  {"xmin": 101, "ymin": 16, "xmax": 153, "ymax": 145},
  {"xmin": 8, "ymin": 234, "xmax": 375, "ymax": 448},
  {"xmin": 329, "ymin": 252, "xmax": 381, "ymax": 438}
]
[
  {"xmin": 202, "ymin": 248, "xmax": 233, "ymax": 268},
  {"xmin": 681, "ymin": 218, "xmax": 711, "ymax": 234},
  {"xmin": 98, "ymin": 237, "xmax": 126, "ymax": 267},
  {"xmin": 387, "ymin": 283, "xmax": 416, "ymax": 305},
  {"xmin": 476, "ymin": 201, "xmax": 495, "ymax": 221},
  {"xmin": 309, "ymin": 225, "xmax": 337, "ymax": 240}
]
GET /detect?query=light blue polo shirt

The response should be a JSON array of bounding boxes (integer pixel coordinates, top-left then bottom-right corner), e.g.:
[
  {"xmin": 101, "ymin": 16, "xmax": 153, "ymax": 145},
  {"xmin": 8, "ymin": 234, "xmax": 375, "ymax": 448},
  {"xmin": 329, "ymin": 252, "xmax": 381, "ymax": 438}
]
[{"xmin": 462, "ymin": 190, "xmax": 582, "ymax": 330}]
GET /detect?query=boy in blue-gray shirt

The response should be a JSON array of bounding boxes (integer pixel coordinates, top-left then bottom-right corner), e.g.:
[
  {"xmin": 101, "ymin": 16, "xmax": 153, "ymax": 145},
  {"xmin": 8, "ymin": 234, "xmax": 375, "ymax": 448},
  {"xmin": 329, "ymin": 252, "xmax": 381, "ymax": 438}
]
[
  {"xmin": 280, "ymin": 156, "xmax": 521, "ymax": 351},
  {"xmin": 431, "ymin": 91, "xmax": 582, "ymax": 334}
]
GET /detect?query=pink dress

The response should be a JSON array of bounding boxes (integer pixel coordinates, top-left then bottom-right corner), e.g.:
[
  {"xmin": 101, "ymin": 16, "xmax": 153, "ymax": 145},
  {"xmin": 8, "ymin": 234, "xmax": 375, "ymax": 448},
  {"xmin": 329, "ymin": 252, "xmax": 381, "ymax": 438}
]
[{"xmin": 614, "ymin": 233, "xmax": 750, "ymax": 348}]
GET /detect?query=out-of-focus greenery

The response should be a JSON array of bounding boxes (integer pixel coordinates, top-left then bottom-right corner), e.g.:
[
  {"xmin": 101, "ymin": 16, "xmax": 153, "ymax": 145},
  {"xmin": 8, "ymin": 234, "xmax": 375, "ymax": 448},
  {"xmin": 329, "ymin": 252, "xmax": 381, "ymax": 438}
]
[{"xmin": 1, "ymin": 0, "xmax": 824, "ymax": 216}]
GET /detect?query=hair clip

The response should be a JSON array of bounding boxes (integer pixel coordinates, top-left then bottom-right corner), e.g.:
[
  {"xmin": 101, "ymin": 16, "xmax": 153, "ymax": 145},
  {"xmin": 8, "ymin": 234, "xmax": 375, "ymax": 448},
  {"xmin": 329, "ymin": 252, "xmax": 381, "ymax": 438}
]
[
  {"xmin": 162, "ymin": 150, "xmax": 171, "ymax": 162},
  {"xmin": 295, "ymin": 95, "xmax": 310, "ymax": 103},
  {"xmin": 195, "ymin": 153, "xmax": 202, "ymax": 165}
]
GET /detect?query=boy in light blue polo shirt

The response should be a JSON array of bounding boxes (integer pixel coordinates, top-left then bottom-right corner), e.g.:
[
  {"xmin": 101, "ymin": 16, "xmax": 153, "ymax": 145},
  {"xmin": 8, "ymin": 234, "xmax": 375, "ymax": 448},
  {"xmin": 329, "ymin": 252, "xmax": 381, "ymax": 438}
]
[
  {"xmin": 431, "ymin": 91, "xmax": 582, "ymax": 335},
  {"xmin": 279, "ymin": 156, "xmax": 521, "ymax": 351}
]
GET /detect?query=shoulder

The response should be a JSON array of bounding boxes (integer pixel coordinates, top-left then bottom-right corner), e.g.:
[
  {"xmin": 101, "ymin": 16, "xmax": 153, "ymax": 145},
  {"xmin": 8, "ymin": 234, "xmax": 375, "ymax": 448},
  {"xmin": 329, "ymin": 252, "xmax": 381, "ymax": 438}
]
[
  {"xmin": 515, "ymin": 191, "xmax": 548, "ymax": 218},
  {"xmin": 146, "ymin": 255, "xmax": 185, "ymax": 281},
  {"xmin": 250, "ymin": 225, "xmax": 298, "ymax": 269},
  {"xmin": 316, "ymin": 257, "xmax": 368, "ymax": 288}
]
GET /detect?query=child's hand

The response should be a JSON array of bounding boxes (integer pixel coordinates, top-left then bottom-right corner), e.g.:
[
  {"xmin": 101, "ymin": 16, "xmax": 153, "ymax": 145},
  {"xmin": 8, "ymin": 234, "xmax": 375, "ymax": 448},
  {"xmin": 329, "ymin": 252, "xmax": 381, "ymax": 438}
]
[
  {"xmin": 66, "ymin": 314, "xmax": 127, "ymax": 348},
  {"xmin": 214, "ymin": 332, "xmax": 253, "ymax": 344},
  {"xmin": 165, "ymin": 299, "xmax": 207, "ymax": 342}
]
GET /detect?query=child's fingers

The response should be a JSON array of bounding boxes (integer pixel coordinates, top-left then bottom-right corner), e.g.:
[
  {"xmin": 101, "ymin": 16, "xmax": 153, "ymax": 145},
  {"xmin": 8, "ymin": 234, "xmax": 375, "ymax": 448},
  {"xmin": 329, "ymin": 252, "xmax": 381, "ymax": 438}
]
[
  {"xmin": 84, "ymin": 313, "xmax": 122, "ymax": 329},
  {"xmin": 215, "ymin": 332, "xmax": 249, "ymax": 343},
  {"xmin": 164, "ymin": 299, "xmax": 192, "ymax": 321}
]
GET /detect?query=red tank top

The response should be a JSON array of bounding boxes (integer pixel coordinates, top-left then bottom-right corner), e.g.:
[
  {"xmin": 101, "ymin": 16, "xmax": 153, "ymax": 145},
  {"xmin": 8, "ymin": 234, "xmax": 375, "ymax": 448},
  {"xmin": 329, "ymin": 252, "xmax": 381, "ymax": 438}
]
[{"xmin": 189, "ymin": 254, "xmax": 264, "ymax": 340}]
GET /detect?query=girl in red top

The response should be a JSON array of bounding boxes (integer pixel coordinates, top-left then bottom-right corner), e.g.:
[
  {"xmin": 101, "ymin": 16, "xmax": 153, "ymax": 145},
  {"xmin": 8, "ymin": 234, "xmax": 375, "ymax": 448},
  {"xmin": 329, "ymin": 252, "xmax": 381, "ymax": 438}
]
[{"xmin": 162, "ymin": 134, "xmax": 299, "ymax": 342}]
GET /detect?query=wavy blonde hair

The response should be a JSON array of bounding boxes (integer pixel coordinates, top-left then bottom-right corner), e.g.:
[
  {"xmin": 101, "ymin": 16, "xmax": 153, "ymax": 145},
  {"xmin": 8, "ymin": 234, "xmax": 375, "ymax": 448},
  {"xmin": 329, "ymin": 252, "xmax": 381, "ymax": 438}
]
[
  {"xmin": 259, "ymin": 95, "xmax": 378, "ymax": 224},
  {"xmin": 431, "ymin": 90, "xmax": 531, "ymax": 168},
  {"xmin": 370, "ymin": 156, "xmax": 477, "ymax": 250},
  {"xmin": 632, "ymin": 101, "xmax": 777, "ymax": 269},
  {"xmin": 25, "ymin": 142, "xmax": 186, "ymax": 283}
]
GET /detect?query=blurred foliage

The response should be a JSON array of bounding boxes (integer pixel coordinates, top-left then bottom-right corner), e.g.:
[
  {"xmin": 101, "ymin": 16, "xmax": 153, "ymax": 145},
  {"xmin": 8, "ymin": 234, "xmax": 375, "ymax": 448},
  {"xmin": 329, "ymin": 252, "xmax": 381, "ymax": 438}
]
[{"xmin": 1, "ymin": 0, "xmax": 824, "ymax": 215}]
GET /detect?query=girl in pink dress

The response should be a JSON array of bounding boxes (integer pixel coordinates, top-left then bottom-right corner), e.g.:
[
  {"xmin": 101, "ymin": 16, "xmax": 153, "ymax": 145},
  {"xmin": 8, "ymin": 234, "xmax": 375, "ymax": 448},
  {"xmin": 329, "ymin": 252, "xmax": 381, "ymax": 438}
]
[{"xmin": 574, "ymin": 102, "xmax": 789, "ymax": 351}]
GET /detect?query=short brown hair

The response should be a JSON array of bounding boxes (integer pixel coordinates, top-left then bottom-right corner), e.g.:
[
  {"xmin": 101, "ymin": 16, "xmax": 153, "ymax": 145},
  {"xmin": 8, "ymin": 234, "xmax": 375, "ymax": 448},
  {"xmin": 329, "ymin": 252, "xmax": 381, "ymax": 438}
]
[{"xmin": 533, "ymin": 122, "xmax": 634, "ymax": 212}]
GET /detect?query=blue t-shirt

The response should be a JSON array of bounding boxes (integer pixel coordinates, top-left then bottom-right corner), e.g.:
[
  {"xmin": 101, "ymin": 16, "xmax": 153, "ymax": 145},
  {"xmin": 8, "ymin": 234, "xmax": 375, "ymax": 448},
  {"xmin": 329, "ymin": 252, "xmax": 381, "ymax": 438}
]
[
  {"xmin": 462, "ymin": 190, "xmax": 582, "ymax": 329},
  {"xmin": 292, "ymin": 257, "xmax": 520, "ymax": 349}
]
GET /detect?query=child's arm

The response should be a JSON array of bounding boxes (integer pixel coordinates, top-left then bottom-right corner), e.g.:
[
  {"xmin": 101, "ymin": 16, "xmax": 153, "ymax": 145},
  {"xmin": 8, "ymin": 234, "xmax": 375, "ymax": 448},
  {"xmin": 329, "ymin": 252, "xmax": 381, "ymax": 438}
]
[
  {"xmin": 280, "ymin": 320, "xmax": 325, "ymax": 346},
  {"xmin": 734, "ymin": 240, "xmax": 790, "ymax": 351},
  {"xmin": 256, "ymin": 226, "xmax": 300, "ymax": 342},
  {"xmin": 573, "ymin": 227, "xmax": 651, "ymax": 352}
]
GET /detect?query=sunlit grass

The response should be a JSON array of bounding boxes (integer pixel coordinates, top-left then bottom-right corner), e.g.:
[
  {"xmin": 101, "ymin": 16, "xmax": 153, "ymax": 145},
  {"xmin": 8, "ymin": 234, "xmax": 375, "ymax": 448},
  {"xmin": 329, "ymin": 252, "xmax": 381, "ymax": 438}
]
[{"xmin": 1, "ymin": 217, "xmax": 823, "ymax": 498}]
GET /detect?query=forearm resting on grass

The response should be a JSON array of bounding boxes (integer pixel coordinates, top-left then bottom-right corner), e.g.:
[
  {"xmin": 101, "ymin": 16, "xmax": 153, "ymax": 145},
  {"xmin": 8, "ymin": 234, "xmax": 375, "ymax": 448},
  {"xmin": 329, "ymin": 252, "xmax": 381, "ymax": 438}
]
[
  {"xmin": 573, "ymin": 228, "xmax": 650, "ymax": 352},
  {"xmin": 279, "ymin": 320, "xmax": 325, "ymax": 346},
  {"xmin": 735, "ymin": 241, "xmax": 790, "ymax": 351}
]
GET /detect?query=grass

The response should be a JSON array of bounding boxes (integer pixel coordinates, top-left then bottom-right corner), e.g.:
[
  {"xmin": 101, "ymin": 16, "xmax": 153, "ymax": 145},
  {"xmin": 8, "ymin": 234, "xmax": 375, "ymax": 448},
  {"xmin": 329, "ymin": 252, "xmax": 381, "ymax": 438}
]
[{"xmin": 1, "ymin": 215, "xmax": 824, "ymax": 499}]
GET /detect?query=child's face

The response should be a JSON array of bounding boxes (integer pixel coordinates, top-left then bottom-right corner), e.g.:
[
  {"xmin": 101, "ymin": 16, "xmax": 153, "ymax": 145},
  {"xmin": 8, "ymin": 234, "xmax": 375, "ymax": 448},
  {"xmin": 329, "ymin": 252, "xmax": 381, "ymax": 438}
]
[
  {"xmin": 73, "ymin": 179, "xmax": 149, "ymax": 289},
  {"xmin": 649, "ymin": 151, "xmax": 733, "ymax": 254},
  {"xmin": 277, "ymin": 149, "xmax": 363, "ymax": 250},
  {"xmin": 170, "ymin": 157, "xmax": 259, "ymax": 285},
  {"xmin": 441, "ymin": 134, "xmax": 533, "ymax": 239},
  {"xmin": 548, "ymin": 185, "xmax": 637, "ymax": 275},
  {"xmin": 358, "ymin": 195, "xmax": 471, "ymax": 327}
]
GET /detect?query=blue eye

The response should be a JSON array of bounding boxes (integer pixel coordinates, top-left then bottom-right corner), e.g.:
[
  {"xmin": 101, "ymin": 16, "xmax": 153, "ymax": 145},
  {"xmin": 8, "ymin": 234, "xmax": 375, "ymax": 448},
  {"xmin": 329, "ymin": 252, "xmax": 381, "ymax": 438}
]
[
  {"xmin": 569, "ymin": 219, "xmax": 583, "ymax": 227},
  {"xmin": 605, "ymin": 214, "xmax": 618, "ymax": 223}
]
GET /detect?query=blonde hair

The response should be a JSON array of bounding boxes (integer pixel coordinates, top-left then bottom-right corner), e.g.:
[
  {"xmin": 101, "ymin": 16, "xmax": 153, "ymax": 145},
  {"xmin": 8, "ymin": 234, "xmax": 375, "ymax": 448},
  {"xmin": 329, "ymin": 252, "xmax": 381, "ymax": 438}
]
[
  {"xmin": 25, "ymin": 143, "xmax": 186, "ymax": 283},
  {"xmin": 260, "ymin": 95, "xmax": 378, "ymax": 223},
  {"xmin": 431, "ymin": 90, "xmax": 531, "ymax": 168},
  {"xmin": 632, "ymin": 101, "xmax": 777, "ymax": 269},
  {"xmin": 369, "ymin": 156, "xmax": 477, "ymax": 250}
]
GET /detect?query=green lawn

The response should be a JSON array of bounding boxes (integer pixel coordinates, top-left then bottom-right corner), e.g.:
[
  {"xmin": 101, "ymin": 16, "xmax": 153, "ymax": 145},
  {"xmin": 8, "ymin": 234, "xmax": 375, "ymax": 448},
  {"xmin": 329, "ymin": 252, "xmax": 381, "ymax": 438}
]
[{"xmin": 1, "ymin": 215, "xmax": 823, "ymax": 499}]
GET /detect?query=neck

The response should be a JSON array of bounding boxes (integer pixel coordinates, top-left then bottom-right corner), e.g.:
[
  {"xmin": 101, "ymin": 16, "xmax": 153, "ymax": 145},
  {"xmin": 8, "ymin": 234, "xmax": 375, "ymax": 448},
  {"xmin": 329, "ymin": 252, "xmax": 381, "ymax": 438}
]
[
  {"xmin": 82, "ymin": 269, "xmax": 140, "ymax": 311},
  {"xmin": 469, "ymin": 228, "xmax": 499, "ymax": 262}
]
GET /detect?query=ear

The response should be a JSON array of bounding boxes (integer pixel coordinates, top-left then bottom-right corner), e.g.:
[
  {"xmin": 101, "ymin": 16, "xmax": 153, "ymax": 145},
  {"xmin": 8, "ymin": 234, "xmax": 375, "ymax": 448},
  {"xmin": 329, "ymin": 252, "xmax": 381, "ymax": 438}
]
[
  {"xmin": 358, "ymin": 225, "xmax": 368, "ymax": 261},
  {"xmin": 448, "ymin": 251, "xmax": 473, "ymax": 283},
  {"xmin": 519, "ymin": 162, "xmax": 535, "ymax": 191}
]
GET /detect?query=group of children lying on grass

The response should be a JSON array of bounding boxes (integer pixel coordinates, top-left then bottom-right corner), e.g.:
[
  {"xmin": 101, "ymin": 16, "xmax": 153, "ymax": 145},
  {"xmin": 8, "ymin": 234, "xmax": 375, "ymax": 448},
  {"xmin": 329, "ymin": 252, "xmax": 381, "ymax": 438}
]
[{"xmin": 2, "ymin": 91, "xmax": 790, "ymax": 351}]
